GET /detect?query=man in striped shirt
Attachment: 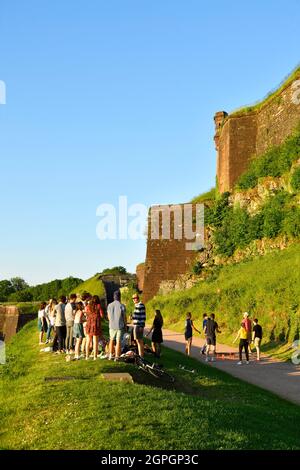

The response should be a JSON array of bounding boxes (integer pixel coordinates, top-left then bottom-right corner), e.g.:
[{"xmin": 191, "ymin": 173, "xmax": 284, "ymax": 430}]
[{"xmin": 132, "ymin": 293, "xmax": 146, "ymax": 357}]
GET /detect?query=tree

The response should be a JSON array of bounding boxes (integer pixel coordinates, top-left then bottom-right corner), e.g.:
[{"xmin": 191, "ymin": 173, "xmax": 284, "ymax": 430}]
[
  {"xmin": 9, "ymin": 290, "xmax": 33, "ymax": 302},
  {"xmin": 101, "ymin": 266, "xmax": 127, "ymax": 275},
  {"xmin": 10, "ymin": 277, "xmax": 29, "ymax": 292},
  {"xmin": 0, "ymin": 280, "xmax": 14, "ymax": 302}
]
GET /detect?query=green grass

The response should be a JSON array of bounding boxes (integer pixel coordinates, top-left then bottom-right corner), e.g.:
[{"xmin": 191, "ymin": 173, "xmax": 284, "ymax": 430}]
[
  {"xmin": 236, "ymin": 125, "xmax": 300, "ymax": 190},
  {"xmin": 191, "ymin": 187, "xmax": 216, "ymax": 205},
  {"xmin": 1, "ymin": 320, "xmax": 300, "ymax": 450},
  {"xmin": 229, "ymin": 65, "xmax": 300, "ymax": 117},
  {"xmin": 0, "ymin": 301, "xmax": 39, "ymax": 315},
  {"xmin": 71, "ymin": 274, "xmax": 106, "ymax": 299},
  {"xmin": 147, "ymin": 243, "xmax": 300, "ymax": 359}
]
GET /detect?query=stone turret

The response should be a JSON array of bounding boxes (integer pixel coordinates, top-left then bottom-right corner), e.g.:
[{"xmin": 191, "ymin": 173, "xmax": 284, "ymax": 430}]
[{"xmin": 214, "ymin": 111, "xmax": 228, "ymax": 151}]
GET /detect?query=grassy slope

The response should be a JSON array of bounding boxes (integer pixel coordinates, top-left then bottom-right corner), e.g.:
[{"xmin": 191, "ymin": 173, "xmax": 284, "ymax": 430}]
[
  {"xmin": 1, "ymin": 320, "xmax": 300, "ymax": 450},
  {"xmin": 147, "ymin": 243, "xmax": 300, "ymax": 360},
  {"xmin": 191, "ymin": 188, "xmax": 216, "ymax": 204},
  {"xmin": 71, "ymin": 274, "xmax": 106, "ymax": 299},
  {"xmin": 230, "ymin": 65, "xmax": 300, "ymax": 117}
]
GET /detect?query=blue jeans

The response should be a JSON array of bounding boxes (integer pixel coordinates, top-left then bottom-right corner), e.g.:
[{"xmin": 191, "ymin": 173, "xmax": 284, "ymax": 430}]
[{"xmin": 46, "ymin": 324, "xmax": 53, "ymax": 341}]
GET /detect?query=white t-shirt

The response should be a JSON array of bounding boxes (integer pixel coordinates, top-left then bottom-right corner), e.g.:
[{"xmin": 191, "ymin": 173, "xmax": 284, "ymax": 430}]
[
  {"xmin": 38, "ymin": 309, "xmax": 46, "ymax": 319},
  {"xmin": 74, "ymin": 310, "xmax": 84, "ymax": 324}
]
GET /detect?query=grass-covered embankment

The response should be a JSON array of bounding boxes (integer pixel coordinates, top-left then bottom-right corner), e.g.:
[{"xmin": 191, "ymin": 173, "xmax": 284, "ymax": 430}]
[
  {"xmin": 147, "ymin": 243, "xmax": 300, "ymax": 360},
  {"xmin": 71, "ymin": 274, "xmax": 106, "ymax": 299},
  {"xmin": 1, "ymin": 319, "xmax": 300, "ymax": 449}
]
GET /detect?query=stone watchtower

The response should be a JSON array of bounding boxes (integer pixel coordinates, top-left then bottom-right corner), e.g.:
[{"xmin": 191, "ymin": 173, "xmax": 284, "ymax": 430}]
[{"xmin": 214, "ymin": 67, "xmax": 300, "ymax": 193}]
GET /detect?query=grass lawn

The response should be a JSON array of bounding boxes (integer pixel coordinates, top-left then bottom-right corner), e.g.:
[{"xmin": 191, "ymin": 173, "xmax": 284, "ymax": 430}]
[
  {"xmin": 1, "ymin": 320, "xmax": 300, "ymax": 450},
  {"xmin": 147, "ymin": 243, "xmax": 300, "ymax": 361}
]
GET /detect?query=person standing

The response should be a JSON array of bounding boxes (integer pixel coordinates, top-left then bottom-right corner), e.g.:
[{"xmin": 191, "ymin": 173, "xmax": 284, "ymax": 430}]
[
  {"xmin": 73, "ymin": 302, "xmax": 85, "ymax": 360},
  {"xmin": 85, "ymin": 298, "xmax": 103, "ymax": 360},
  {"xmin": 38, "ymin": 302, "xmax": 47, "ymax": 345},
  {"xmin": 233, "ymin": 323, "xmax": 250, "ymax": 365},
  {"xmin": 65, "ymin": 294, "xmax": 77, "ymax": 354},
  {"xmin": 147, "ymin": 309, "xmax": 164, "ymax": 358},
  {"xmin": 45, "ymin": 299, "xmax": 57, "ymax": 344},
  {"xmin": 242, "ymin": 312, "xmax": 252, "ymax": 353},
  {"xmin": 204, "ymin": 313, "xmax": 221, "ymax": 362},
  {"xmin": 132, "ymin": 293, "xmax": 146, "ymax": 358},
  {"xmin": 201, "ymin": 313, "xmax": 208, "ymax": 355},
  {"xmin": 252, "ymin": 318, "xmax": 263, "ymax": 361},
  {"xmin": 54, "ymin": 296, "xmax": 67, "ymax": 353},
  {"xmin": 107, "ymin": 290, "xmax": 127, "ymax": 361},
  {"xmin": 184, "ymin": 312, "xmax": 200, "ymax": 356}
]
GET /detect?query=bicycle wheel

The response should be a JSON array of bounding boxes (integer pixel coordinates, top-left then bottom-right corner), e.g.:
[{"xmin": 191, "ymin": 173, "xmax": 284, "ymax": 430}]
[{"xmin": 146, "ymin": 363, "xmax": 175, "ymax": 383}]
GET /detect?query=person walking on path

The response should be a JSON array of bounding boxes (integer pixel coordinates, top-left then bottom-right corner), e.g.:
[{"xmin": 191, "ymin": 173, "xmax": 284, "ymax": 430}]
[
  {"xmin": 85, "ymin": 297, "xmax": 104, "ymax": 360},
  {"xmin": 252, "ymin": 318, "xmax": 263, "ymax": 361},
  {"xmin": 132, "ymin": 293, "xmax": 146, "ymax": 358},
  {"xmin": 233, "ymin": 323, "xmax": 250, "ymax": 365},
  {"xmin": 73, "ymin": 302, "xmax": 85, "ymax": 360},
  {"xmin": 147, "ymin": 309, "xmax": 164, "ymax": 358},
  {"xmin": 242, "ymin": 312, "xmax": 252, "ymax": 354},
  {"xmin": 107, "ymin": 290, "xmax": 127, "ymax": 361},
  {"xmin": 54, "ymin": 296, "xmax": 67, "ymax": 353},
  {"xmin": 204, "ymin": 313, "xmax": 221, "ymax": 362},
  {"xmin": 65, "ymin": 294, "xmax": 77, "ymax": 354},
  {"xmin": 38, "ymin": 302, "xmax": 48, "ymax": 345},
  {"xmin": 184, "ymin": 312, "xmax": 200, "ymax": 356},
  {"xmin": 201, "ymin": 313, "xmax": 208, "ymax": 355}
]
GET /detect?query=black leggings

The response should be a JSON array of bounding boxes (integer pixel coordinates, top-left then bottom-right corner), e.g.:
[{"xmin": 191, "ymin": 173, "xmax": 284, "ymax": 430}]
[{"xmin": 239, "ymin": 339, "xmax": 249, "ymax": 361}]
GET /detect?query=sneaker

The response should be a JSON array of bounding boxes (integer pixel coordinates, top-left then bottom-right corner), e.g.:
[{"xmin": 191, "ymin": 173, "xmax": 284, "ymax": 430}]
[
  {"xmin": 237, "ymin": 361, "xmax": 243, "ymax": 365},
  {"xmin": 108, "ymin": 355, "xmax": 114, "ymax": 361},
  {"xmin": 246, "ymin": 361, "xmax": 250, "ymax": 364}
]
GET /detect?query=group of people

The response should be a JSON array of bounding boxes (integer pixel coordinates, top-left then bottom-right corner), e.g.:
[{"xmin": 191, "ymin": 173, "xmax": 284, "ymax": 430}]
[
  {"xmin": 184, "ymin": 311, "xmax": 263, "ymax": 364},
  {"xmin": 38, "ymin": 293, "xmax": 263, "ymax": 365},
  {"xmin": 38, "ymin": 291, "xmax": 165, "ymax": 361},
  {"xmin": 38, "ymin": 293, "xmax": 106, "ymax": 360}
]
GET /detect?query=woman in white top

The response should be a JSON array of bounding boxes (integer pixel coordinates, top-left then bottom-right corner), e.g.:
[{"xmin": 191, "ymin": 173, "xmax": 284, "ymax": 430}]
[
  {"xmin": 73, "ymin": 302, "xmax": 85, "ymax": 360},
  {"xmin": 38, "ymin": 302, "xmax": 47, "ymax": 345},
  {"xmin": 45, "ymin": 299, "xmax": 57, "ymax": 344}
]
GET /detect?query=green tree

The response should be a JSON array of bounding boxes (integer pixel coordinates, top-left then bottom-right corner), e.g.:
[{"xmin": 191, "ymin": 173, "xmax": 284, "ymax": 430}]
[
  {"xmin": 101, "ymin": 266, "xmax": 127, "ymax": 275},
  {"xmin": 10, "ymin": 277, "xmax": 29, "ymax": 292},
  {"xmin": 0, "ymin": 280, "xmax": 14, "ymax": 302}
]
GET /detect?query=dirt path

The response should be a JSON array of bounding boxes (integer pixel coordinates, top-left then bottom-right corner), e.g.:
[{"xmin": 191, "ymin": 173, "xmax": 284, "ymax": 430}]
[{"xmin": 145, "ymin": 326, "xmax": 300, "ymax": 406}]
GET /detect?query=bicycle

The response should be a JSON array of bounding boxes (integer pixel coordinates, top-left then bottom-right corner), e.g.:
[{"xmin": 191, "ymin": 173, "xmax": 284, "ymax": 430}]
[{"xmin": 121, "ymin": 351, "xmax": 175, "ymax": 383}]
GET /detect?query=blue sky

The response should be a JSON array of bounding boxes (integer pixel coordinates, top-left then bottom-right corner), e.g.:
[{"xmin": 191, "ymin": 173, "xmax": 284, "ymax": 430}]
[{"xmin": 0, "ymin": 0, "xmax": 299, "ymax": 285}]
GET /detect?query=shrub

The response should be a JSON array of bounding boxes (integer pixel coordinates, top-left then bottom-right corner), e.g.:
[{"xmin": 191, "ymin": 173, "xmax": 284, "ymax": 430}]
[
  {"xmin": 261, "ymin": 192, "xmax": 290, "ymax": 238},
  {"xmin": 9, "ymin": 290, "xmax": 33, "ymax": 302},
  {"xmin": 205, "ymin": 192, "xmax": 230, "ymax": 227},
  {"xmin": 282, "ymin": 207, "xmax": 300, "ymax": 238},
  {"xmin": 291, "ymin": 167, "xmax": 300, "ymax": 192},
  {"xmin": 192, "ymin": 262, "xmax": 203, "ymax": 275},
  {"xmin": 236, "ymin": 127, "xmax": 300, "ymax": 190}
]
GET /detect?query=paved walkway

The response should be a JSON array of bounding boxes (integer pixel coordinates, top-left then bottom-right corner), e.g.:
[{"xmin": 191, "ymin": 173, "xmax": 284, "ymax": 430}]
[{"xmin": 145, "ymin": 327, "xmax": 300, "ymax": 406}]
